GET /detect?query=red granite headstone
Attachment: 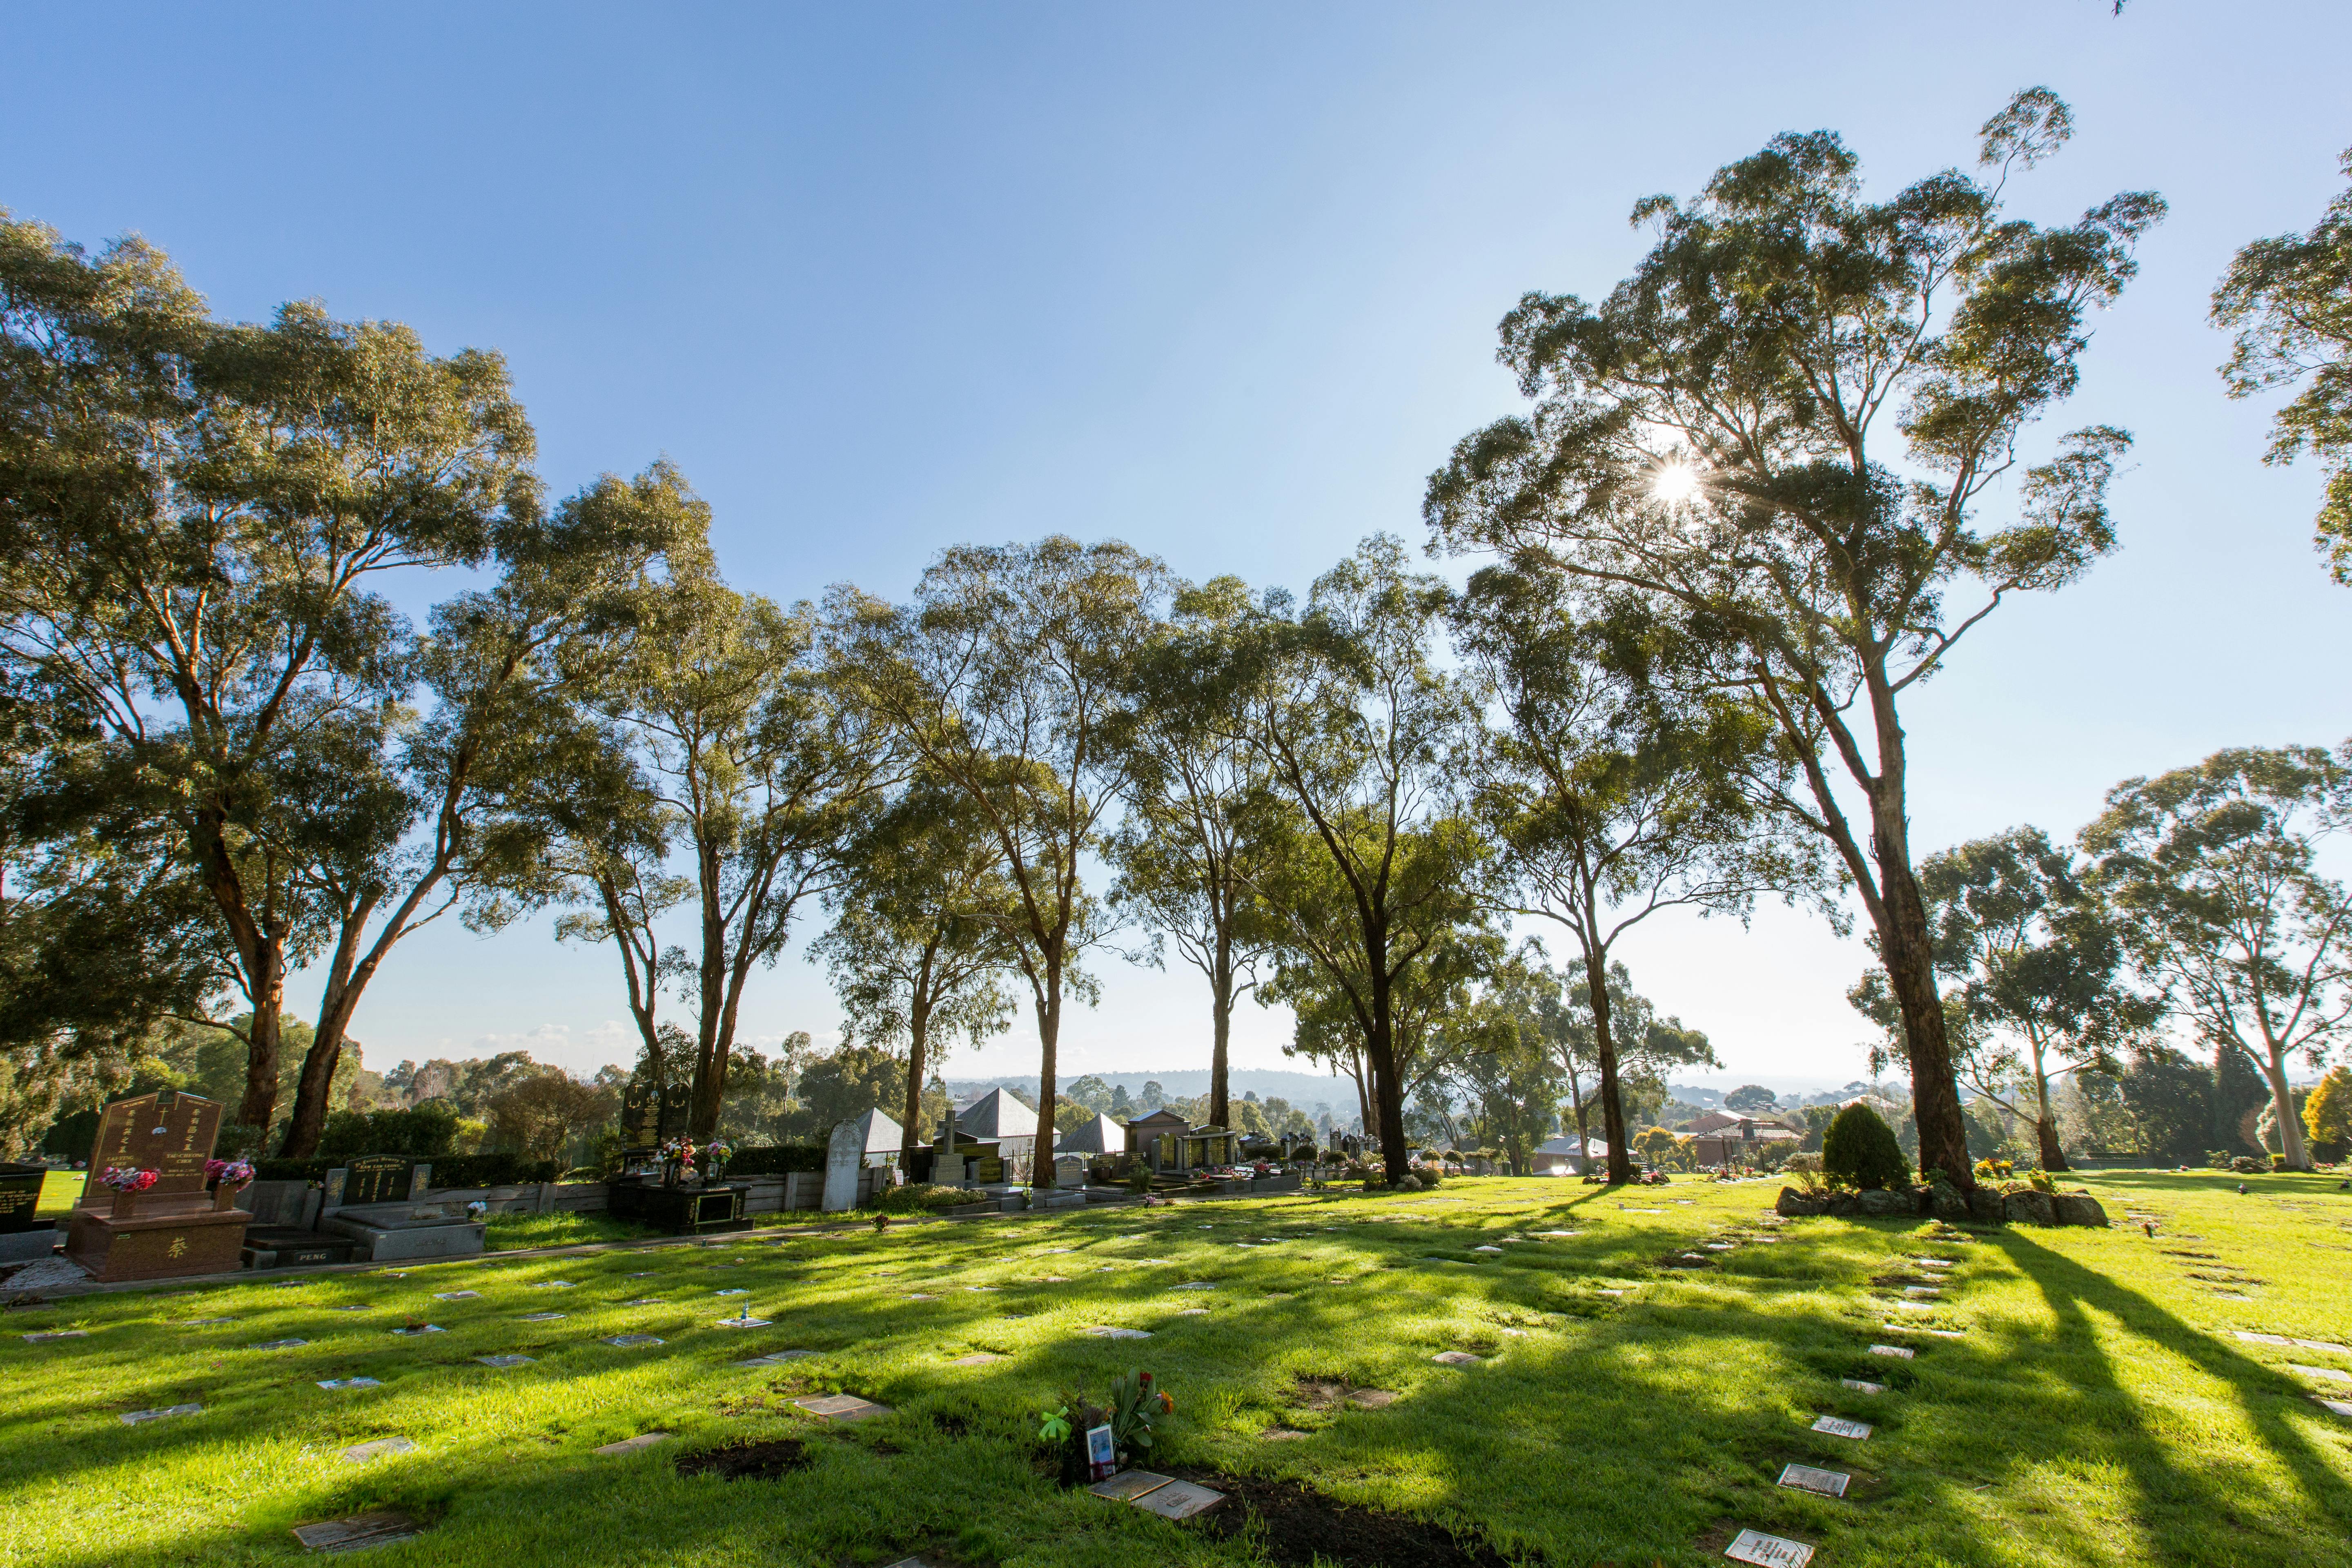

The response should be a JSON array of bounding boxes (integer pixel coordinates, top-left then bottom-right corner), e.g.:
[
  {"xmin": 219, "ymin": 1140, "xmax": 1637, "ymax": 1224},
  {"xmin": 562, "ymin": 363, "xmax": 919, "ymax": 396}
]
[{"xmin": 66, "ymin": 1091, "xmax": 248, "ymax": 1282}]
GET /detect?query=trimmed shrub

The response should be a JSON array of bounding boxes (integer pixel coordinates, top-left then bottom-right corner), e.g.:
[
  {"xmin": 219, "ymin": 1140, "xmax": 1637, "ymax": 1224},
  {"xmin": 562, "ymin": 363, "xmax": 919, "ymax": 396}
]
[
  {"xmin": 315, "ymin": 1102, "xmax": 460, "ymax": 1160},
  {"xmin": 1822, "ymin": 1104, "xmax": 1910, "ymax": 1191},
  {"xmin": 874, "ymin": 1181, "xmax": 976, "ymax": 1214}
]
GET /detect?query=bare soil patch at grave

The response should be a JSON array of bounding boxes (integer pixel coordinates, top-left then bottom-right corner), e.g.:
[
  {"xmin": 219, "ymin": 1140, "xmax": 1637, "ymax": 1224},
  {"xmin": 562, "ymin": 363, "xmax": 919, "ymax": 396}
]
[
  {"xmin": 673, "ymin": 1437, "xmax": 812, "ymax": 1481},
  {"xmin": 1173, "ymin": 1467, "xmax": 1513, "ymax": 1568}
]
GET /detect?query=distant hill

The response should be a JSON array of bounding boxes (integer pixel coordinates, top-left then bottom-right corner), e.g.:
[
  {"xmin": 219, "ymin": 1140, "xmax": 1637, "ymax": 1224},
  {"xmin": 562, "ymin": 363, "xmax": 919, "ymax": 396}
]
[{"xmin": 943, "ymin": 1068, "xmax": 1356, "ymax": 1115}]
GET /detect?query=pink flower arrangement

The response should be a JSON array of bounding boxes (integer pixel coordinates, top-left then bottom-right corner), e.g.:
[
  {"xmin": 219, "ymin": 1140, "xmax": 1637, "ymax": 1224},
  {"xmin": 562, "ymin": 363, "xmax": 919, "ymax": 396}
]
[
  {"xmin": 100, "ymin": 1166, "xmax": 159, "ymax": 1193},
  {"xmin": 205, "ymin": 1158, "xmax": 255, "ymax": 1188}
]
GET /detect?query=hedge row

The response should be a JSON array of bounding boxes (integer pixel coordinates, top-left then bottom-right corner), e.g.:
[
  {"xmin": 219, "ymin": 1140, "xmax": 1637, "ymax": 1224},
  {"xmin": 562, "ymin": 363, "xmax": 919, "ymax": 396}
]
[{"xmin": 720, "ymin": 1144, "xmax": 828, "ymax": 1176}]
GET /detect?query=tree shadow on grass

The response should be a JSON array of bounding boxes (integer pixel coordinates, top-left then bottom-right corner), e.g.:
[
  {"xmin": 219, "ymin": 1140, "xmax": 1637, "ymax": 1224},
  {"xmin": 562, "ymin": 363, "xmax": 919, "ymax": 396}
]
[{"xmin": 1998, "ymin": 1226, "xmax": 2352, "ymax": 1560}]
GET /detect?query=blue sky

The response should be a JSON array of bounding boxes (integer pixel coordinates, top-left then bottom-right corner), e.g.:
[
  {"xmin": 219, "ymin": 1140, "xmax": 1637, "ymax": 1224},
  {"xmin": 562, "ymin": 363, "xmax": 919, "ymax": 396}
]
[{"xmin": 9, "ymin": 3, "xmax": 2349, "ymax": 1092}]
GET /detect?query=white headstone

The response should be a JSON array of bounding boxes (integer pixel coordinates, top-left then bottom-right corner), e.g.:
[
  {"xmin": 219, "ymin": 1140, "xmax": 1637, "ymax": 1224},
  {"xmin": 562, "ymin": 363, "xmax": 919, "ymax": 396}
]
[{"xmin": 822, "ymin": 1119, "xmax": 864, "ymax": 1213}]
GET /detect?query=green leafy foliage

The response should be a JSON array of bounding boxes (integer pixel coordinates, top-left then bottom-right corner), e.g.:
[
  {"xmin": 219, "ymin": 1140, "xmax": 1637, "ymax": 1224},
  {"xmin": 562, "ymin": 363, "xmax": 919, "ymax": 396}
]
[{"xmin": 1822, "ymin": 1103, "xmax": 1910, "ymax": 1190}]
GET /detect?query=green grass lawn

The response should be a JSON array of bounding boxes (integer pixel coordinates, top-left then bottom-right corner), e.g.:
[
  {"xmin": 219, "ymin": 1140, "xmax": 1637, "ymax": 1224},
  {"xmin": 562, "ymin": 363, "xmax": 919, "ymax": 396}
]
[
  {"xmin": 35, "ymin": 1168, "xmax": 82, "ymax": 1216},
  {"xmin": 4, "ymin": 1172, "xmax": 2348, "ymax": 1568}
]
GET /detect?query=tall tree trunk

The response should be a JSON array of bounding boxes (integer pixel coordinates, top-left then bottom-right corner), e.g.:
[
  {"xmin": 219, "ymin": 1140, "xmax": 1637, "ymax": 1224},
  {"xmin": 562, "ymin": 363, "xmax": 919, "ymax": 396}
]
[
  {"xmin": 1585, "ymin": 938, "xmax": 1633, "ymax": 1184},
  {"xmin": 1871, "ymin": 833, "xmax": 1971, "ymax": 1187},
  {"xmin": 1208, "ymin": 927, "xmax": 1232, "ymax": 1132},
  {"xmin": 1366, "ymin": 969, "xmax": 1409, "ymax": 1184},
  {"xmin": 903, "ymin": 984, "xmax": 933, "ymax": 1164},
  {"xmin": 2030, "ymin": 1041, "xmax": 2067, "ymax": 1173},
  {"xmin": 2259, "ymin": 1045, "xmax": 2312, "ymax": 1171},
  {"xmin": 190, "ymin": 808, "xmax": 286, "ymax": 1130},
  {"xmin": 1033, "ymin": 943, "xmax": 1061, "ymax": 1188}
]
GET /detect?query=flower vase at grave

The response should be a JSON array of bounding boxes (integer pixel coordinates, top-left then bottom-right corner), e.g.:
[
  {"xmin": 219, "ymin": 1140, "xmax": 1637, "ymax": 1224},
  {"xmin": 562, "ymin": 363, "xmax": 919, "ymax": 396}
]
[{"xmin": 110, "ymin": 1187, "xmax": 141, "ymax": 1220}]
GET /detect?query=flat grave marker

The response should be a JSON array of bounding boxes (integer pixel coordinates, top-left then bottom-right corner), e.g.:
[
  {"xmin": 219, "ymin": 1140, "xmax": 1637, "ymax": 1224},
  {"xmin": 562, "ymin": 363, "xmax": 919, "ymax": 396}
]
[
  {"xmin": 248, "ymin": 1338, "xmax": 309, "ymax": 1351},
  {"xmin": 2289, "ymin": 1363, "xmax": 2352, "ymax": 1383},
  {"xmin": 317, "ymin": 1377, "xmax": 382, "ymax": 1390},
  {"xmin": 432, "ymin": 1291, "xmax": 481, "ymax": 1302},
  {"xmin": 624, "ymin": 1297, "xmax": 663, "ymax": 1306},
  {"xmin": 121, "ymin": 1403, "xmax": 201, "ymax": 1425},
  {"xmin": 1133, "ymin": 1479, "xmax": 1225, "ymax": 1520},
  {"xmin": 184, "ymin": 1318, "xmax": 234, "ymax": 1326},
  {"xmin": 1432, "ymin": 1350, "xmax": 1482, "ymax": 1365},
  {"xmin": 1903, "ymin": 1287, "xmax": 1941, "ymax": 1297},
  {"xmin": 1086, "ymin": 1325, "xmax": 1152, "ymax": 1339},
  {"xmin": 793, "ymin": 1393, "xmax": 890, "ymax": 1423},
  {"xmin": 290, "ymin": 1510, "xmax": 420, "ymax": 1553},
  {"xmin": 518, "ymin": 1312, "xmax": 567, "ymax": 1323},
  {"xmin": 390, "ymin": 1324, "xmax": 445, "ymax": 1336},
  {"xmin": 1811, "ymin": 1415, "xmax": 1872, "ymax": 1440},
  {"xmin": 603, "ymin": 1334, "xmax": 664, "ymax": 1348},
  {"xmin": 22, "ymin": 1330, "xmax": 89, "ymax": 1343},
  {"xmin": 716, "ymin": 1288, "xmax": 748, "ymax": 1296},
  {"xmin": 1777, "ymin": 1463, "xmax": 1850, "ymax": 1498},
  {"xmin": 1867, "ymin": 1345, "xmax": 1915, "ymax": 1359},
  {"xmin": 1088, "ymin": 1470, "xmax": 1172, "ymax": 1501},
  {"xmin": 1840, "ymin": 1379, "xmax": 1885, "ymax": 1394},
  {"xmin": 1725, "ymin": 1528, "xmax": 1815, "ymax": 1566},
  {"xmin": 531, "ymin": 1281, "xmax": 576, "ymax": 1290},
  {"xmin": 475, "ymin": 1354, "xmax": 535, "ymax": 1368},
  {"xmin": 2315, "ymin": 1396, "xmax": 2352, "ymax": 1418},
  {"xmin": 949, "ymin": 1352, "xmax": 1003, "ymax": 1365},
  {"xmin": 592, "ymin": 1432, "xmax": 670, "ymax": 1456},
  {"xmin": 714, "ymin": 1316, "xmax": 774, "ymax": 1328},
  {"xmin": 341, "ymin": 1436, "xmax": 415, "ymax": 1463}
]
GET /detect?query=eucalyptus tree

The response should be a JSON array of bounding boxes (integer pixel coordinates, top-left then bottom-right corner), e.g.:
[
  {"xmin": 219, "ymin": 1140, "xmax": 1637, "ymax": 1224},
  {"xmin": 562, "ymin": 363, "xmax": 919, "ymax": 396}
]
[
  {"xmin": 829, "ymin": 538, "xmax": 1165, "ymax": 1170},
  {"xmin": 2212, "ymin": 148, "xmax": 2352, "ymax": 580},
  {"xmin": 1107, "ymin": 575, "xmax": 1278, "ymax": 1131},
  {"xmin": 271, "ymin": 468, "xmax": 700, "ymax": 1155},
  {"xmin": 1550, "ymin": 958, "xmax": 1719, "ymax": 1164},
  {"xmin": 1454, "ymin": 565, "xmax": 1821, "ymax": 1182},
  {"xmin": 1424, "ymin": 90, "xmax": 2163, "ymax": 1187},
  {"xmin": 2083, "ymin": 746, "xmax": 2352, "ymax": 1172},
  {"xmin": 812, "ymin": 778, "xmax": 1019, "ymax": 1157},
  {"xmin": 0, "ymin": 214, "xmax": 537, "ymax": 1131},
  {"xmin": 1197, "ymin": 537, "xmax": 1486, "ymax": 1184},
  {"xmin": 581, "ymin": 543, "xmax": 890, "ymax": 1139},
  {"xmin": 1849, "ymin": 826, "xmax": 2155, "ymax": 1173}
]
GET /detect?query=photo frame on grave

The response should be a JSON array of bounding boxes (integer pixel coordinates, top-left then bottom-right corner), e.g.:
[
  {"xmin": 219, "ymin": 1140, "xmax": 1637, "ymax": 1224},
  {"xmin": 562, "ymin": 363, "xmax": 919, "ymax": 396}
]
[{"xmin": 1085, "ymin": 1423, "xmax": 1116, "ymax": 1482}]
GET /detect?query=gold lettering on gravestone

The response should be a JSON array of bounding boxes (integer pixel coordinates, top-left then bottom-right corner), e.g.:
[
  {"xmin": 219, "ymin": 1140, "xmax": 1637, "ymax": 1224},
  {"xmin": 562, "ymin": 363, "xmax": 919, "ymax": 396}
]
[{"xmin": 77, "ymin": 1092, "xmax": 225, "ymax": 1206}]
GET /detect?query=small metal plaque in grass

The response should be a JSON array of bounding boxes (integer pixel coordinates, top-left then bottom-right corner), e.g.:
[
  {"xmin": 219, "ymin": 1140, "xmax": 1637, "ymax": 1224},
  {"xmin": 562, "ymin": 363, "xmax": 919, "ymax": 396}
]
[
  {"xmin": 2314, "ymin": 1396, "xmax": 2352, "ymax": 1418},
  {"xmin": 23, "ymin": 1330, "xmax": 89, "ymax": 1342},
  {"xmin": 1840, "ymin": 1378, "xmax": 1884, "ymax": 1394},
  {"xmin": 713, "ymin": 1316, "xmax": 774, "ymax": 1328},
  {"xmin": 291, "ymin": 1509, "xmax": 420, "ymax": 1552},
  {"xmin": 1777, "ymin": 1463, "xmax": 1850, "ymax": 1498},
  {"xmin": 1173, "ymin": 1281, "xmax": 1217, "ymax": 1290},
  {"xmin": 532, "ymin": 1281, "xmax": 577, "ymax": 1290},
  {"xmin": 121, "ymin": 1403, "xmax": 202, "ymax": 1425},
  {"xmin": 1810, "ymin": 1415, "xmax": 1872, "ymax": 1440},
  {"xmin": 1131, "ymin": 1479, "xmax": 1225, "ymax": 1520},
  {"xmin": 1866, "ymin": 1344, "xmax": 1914, "ymax": 1359},
  {"xmin": 906, "ymin": 1293, "xmax": 939, "ymax": 1301},
  {"xmin": 716, "ymin": 1289, "xmax": 748, "ymax": 1296},
  {"xmin": 1088, "ymin": 1470, "xmax": 1172, "ymax": 1501},
  {"xmin": 793, "ymin": 1393, "xmax": 890, "ymax": 1422},
  {"xmin": 518, "ymin": 1312, "xmax": 567, "ymax": 1322},
  {"xmin": 2290, "ymin": 1364, "xmax": 2352, "ymax": 1383},
  {"xmin": 592, "ymin": 1432, "xmax": 670, "ymax": 1456},
  {"xmin": 1724, "ymin": 1527, "xmax": 1815, "ymax": 1565},
  {"xmin": 1432, "ymin": 1350, "xmax": 1482, "ymax": 1365},
  {"xmin": 185, "ymin": 1318, "xmax": 235, "ymax": 1326},
  {"xmin": 949, "ymin": 1352, "xmax": 1003, "ymax": 1365},
  {"xmin": 475, "ymin": 1354, "xmax": 535, "ymax": 1368},
  {"xmin": 433, "ymin": 1291, "xmax": 481, "ymax": 1301},
  {"xmin": 1085, "ymin": 1325, "xmax": 1152, "ymax": 1339},
  {"xmin": 318, "ymin": 1377, "xmax": 382, "ymax": 1390},
  {"xmin": 340, "ymin": 1436, "xmax": 415, "ymax": 1463},
  {"xmin": 1534, "ymin": 1229, "xmax": 1583, "ymax": 1238},
  {"xmin": 1903, "ymin": 1286, "xmax": 1941, "ymax": 1297},
  {"xmin": 624, "ymin": 1297, "xmax": 662, "ymax": 1305},
  {"xmin": 390, "ymin": 1325, "xmax": 444, "ymax": 1336},
  {"xmin": 604, "ymin": 1334, "xmax": 664, "ymax": 1348},
  {"xmin": 249, "ymin": 1338, "xmax": 310, "ymax": 1350}
]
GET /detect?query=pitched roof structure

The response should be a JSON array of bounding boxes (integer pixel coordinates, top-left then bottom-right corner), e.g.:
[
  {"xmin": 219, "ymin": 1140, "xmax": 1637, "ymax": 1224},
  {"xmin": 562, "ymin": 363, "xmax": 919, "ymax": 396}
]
[
  {"xmin": 1054, "ymin": 1112, "xmax": 1125, "ymax": 1154},
  {"xmin": 953, "ymin": 1087, "xmax": 1038, "ymax": 1140}
]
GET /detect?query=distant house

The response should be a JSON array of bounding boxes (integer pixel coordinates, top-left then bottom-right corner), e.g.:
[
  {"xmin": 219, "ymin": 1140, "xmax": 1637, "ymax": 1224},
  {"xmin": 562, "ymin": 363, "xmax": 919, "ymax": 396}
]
[
  {"xmin": 1533, "ymin": 1135, "xmax": 1606, "ymax": 1175},
  {"xmin": 1686, "ymin": 1116, "xmax": 1801, "ymax": 1167},
  {"xmin": 1055, "ymin": 1112, "xmax": 1125, "ymax": 1156}
]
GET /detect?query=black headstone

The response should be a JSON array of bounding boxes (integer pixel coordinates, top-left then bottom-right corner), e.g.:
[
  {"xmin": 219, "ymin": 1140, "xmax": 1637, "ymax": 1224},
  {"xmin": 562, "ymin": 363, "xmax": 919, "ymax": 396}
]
[
  {"xmin": 0, "ymin": 1163, "xmax": 47, "ymax": 1233},
  {"xmin": 341, "ymin": 1156, "xmax": 416, "ymax": 1208}
]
